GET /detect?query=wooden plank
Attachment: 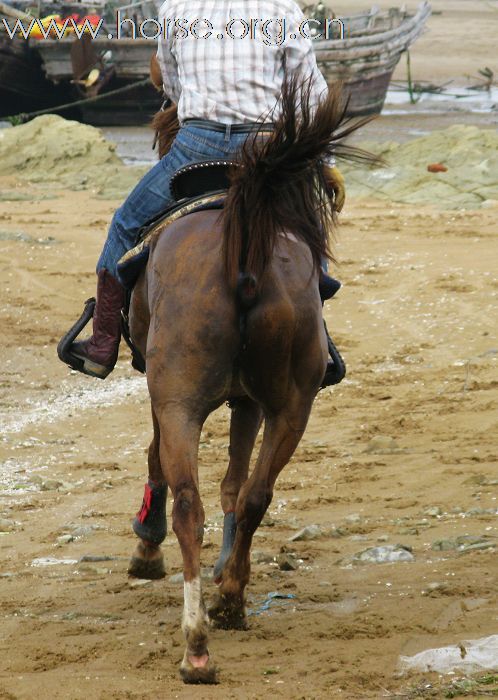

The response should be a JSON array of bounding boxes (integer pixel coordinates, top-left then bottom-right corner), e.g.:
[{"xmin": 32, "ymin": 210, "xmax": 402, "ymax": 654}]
[
  {"xmin": 314, "ymin": 22, "xmax": 429, "ymax": 63},
  {"xmin": 313, "ymin": 3, "xmax": 430, "ymax": 51},
  {"xmin": 336, "ymin": 70, "xmax": 394, "ymax": 116},
  {"xmin": 0, "ymin": 1, "xmax": 32, "ymax": 22},
  {"xmin": 321, "ymin": 60, "xmax": 399, "ymax": 82},
  {"xmin": 37, "ymin": 38, "xmax": 155, "ymax": 80}
]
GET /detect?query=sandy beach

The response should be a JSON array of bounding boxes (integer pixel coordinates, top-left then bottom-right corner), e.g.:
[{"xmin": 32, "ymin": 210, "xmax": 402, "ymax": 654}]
[{"xmin": 0, "ymin": 1, "xmax": 497, "ymax": 698}]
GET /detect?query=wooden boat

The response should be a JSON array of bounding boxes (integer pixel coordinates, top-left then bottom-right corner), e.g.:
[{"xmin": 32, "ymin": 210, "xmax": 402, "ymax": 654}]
[
  {"xmin": 35, "ymin": 36, "xmax": 158, "ymax": 125},
  {"xmin": 0, "ymin": 30, "xmax": 37, "ymax": 116},
  {"xmin": 312, "ymin": 2, "xmax": 431, "ymax": 116},
  {"xmin": 0, "ymin": 3, "xmax": 67, "ymax": 118},
  {"xmin": 34, "ymin": 0, "xmax": 161, "ymax": 125},
  {"xmin": 34, "ymin": 2, "xmax": 431, "ymax": 124}
]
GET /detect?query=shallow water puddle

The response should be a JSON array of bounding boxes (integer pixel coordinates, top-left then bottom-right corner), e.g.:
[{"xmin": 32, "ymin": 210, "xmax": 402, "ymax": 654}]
[{"xmin": 385, "ymin": 86, "xmax": 498, "ymax": 114}]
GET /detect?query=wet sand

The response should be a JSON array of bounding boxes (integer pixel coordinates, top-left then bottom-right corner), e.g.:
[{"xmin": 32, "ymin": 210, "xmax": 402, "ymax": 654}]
[
  {"xmin": 1, "ymin": 1, "xmax": 497, "ymax": 697},
  {"xmin": 0, "ymin": 183, "xmax": 497, "ymax": 698}
]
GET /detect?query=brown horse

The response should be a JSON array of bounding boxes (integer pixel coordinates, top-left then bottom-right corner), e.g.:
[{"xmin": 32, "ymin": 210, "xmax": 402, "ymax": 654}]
[{"xmin": 126, "ymin": 76, "xmax": 373, "ymax": 684}]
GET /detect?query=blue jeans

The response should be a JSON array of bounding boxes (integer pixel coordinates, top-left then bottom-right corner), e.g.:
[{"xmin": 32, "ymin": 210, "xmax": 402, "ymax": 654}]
[{"xmin": 97, "ymin": 125, "xmax": 250, "ymax": 278}]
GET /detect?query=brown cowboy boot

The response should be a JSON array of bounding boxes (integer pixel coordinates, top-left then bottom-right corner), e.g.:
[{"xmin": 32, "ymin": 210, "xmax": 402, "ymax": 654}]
[{"xmin": 69, "ymin": 269, "xmax": 125, "ymax": 379}]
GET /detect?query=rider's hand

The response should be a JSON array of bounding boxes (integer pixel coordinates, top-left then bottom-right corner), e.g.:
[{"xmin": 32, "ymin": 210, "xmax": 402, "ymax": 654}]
[{"xmin": 323, "ymin": 164, "xmax": 346, "ymax": 213}]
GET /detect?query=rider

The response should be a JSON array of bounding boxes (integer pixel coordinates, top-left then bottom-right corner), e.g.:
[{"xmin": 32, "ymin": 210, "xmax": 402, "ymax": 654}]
[{"xmin": 64, "ymin": 0, "xmax": 346, "ymax": 380}]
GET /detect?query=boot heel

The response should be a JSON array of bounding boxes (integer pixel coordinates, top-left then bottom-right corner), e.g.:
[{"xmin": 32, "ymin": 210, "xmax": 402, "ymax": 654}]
[{"xmin": 80, "ymin": 358, "xmax": 113, "ymax": 379}]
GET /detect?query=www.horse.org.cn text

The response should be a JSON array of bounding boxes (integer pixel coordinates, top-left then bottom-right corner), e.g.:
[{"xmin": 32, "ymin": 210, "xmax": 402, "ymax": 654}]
[{"xmin": 2, "ymin": 15, "xmax": 345, "ymax": 44}]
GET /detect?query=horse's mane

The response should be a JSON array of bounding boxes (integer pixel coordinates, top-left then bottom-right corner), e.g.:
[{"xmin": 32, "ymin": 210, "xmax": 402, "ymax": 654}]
[{"xmin": 222, "ymin": 75, "xmax": 380, "ymax": 287}]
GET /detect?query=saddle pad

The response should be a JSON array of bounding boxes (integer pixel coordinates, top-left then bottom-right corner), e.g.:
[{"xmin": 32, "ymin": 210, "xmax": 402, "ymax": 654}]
[{"xmin": 117, "ymin": 193, "xmax": 225, "ymax": 289}]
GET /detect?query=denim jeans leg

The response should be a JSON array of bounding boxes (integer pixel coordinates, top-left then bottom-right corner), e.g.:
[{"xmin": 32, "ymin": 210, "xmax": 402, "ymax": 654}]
[
  {"xmin": 97, "ymin": 156, "xmax": 179, "ymax": 277},
  {"xmin": 96, "ymin": 126, "xmax": 251, "ymax": 278}
]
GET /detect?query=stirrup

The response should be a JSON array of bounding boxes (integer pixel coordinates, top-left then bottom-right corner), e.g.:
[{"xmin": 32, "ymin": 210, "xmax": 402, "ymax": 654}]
[
  {"xmin": 320, "ymin": 323, "xmax": 346, "ymax": 389},
  {"xmin": 57, "ymin": 297, "xmax": 99, "ymax": 376}
]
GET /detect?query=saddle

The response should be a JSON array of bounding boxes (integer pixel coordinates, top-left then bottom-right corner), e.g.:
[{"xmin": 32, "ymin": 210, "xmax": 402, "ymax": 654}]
[
  {"xmin": 171, "ymin": 160, "xmax": 236, "ymax": 200},
  {"xmin": 117, "ymin": 160, "xmax": 236, "ymax": 290},
  {"xmin": 117, "ymin": 159, "xmax": 346, "ymax": 387}
]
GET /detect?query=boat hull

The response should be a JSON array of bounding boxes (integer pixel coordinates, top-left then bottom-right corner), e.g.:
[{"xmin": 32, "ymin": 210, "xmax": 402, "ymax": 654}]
[
  {"xmin": 0, "ymin": 32, "xmax": 70, "ymax": 118},
  {"xmin": 339, "ymin": 70, "xmax": 395, "ymax": 116},
  {"xmin": 79, "ymin": 79, "xmax": 159, "ymax": 126},
  {"xmin": 32, "ymin": 2, "xmax": 431, "ymax": 124},
  {"xmin": 315, "ymin": 1, "xmax": 431, "ymax": 116},
  {"xmin": 35, "ymin": 37, "xmax": 159, "ymax": 125}
]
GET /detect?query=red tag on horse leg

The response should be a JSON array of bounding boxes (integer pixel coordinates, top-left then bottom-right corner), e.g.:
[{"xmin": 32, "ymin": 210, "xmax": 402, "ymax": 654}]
[{"xmin": 136, "ymin": 483, "xmax": 153, "ymax": 524}]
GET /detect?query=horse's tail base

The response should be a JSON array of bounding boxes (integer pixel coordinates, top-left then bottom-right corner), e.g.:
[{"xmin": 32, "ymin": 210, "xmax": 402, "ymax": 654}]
[{"xmin": 236, "ymin": 273, "xmax": 258, "ymax": 311}]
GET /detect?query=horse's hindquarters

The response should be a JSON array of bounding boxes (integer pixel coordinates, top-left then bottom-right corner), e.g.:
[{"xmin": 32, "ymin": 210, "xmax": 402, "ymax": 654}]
[{"xmin": 143, "ymin": 213, "xmax": 240, "ymax": 407}]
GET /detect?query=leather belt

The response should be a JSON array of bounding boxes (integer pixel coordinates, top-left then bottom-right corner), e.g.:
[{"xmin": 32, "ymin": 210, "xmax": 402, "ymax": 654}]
[{"xmin": 183, "ymin": 118, "xmax": 273, "ymax": 136}]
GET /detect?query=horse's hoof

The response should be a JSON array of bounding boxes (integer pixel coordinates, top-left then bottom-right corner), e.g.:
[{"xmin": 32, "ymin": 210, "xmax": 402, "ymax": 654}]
[
  {"xmin": 128, "ymin": 555, "xmax": 166, "ymax": 580},
  {"xmin": 208, "ymin": 597, "xmax": 248, "ymax": 631},
  {"xmin": 180, "ymin": 657, "xmax": 218, "ymax": 685}
]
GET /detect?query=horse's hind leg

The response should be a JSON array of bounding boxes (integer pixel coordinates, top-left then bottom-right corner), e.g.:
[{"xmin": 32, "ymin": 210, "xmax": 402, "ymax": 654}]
[
  {"xmin": 214, "ymin": 398, "xmax": 262, "ymax": 583},
  {"xmin": 128, "ymin": 407, "xmax": 167, "ymax": 580},
  {"xmin": 209, "ymin": 392, "xmax": 314, "ymax": 629},
  {"xmin": 153, "ymin": 405, "xmax": 217, "ymax": 684}
]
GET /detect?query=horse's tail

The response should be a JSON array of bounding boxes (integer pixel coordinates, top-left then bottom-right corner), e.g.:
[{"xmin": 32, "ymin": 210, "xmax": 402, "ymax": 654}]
[{"xmin": 222, "ymin": 74, "xmax": 380, "ymax": 290}]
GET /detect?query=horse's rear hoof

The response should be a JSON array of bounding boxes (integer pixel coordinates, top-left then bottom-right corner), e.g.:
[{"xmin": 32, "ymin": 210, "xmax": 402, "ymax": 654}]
[
  {"xmin": 128, "ymin": 555, "xmax": 166, "ymax": 580},
  {"xmin": 209, "ymin": 612, "xmax": 248, "ymax": 631},
  {"xmin": 180, "ymin": 659, "xmax": 218, "ymax": 685}
]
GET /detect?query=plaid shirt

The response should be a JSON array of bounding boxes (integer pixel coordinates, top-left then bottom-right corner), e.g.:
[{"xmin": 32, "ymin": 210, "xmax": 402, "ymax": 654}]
[{"xmin": 156, "ymin": 0, "xmax": 330, "ymax": 125}]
